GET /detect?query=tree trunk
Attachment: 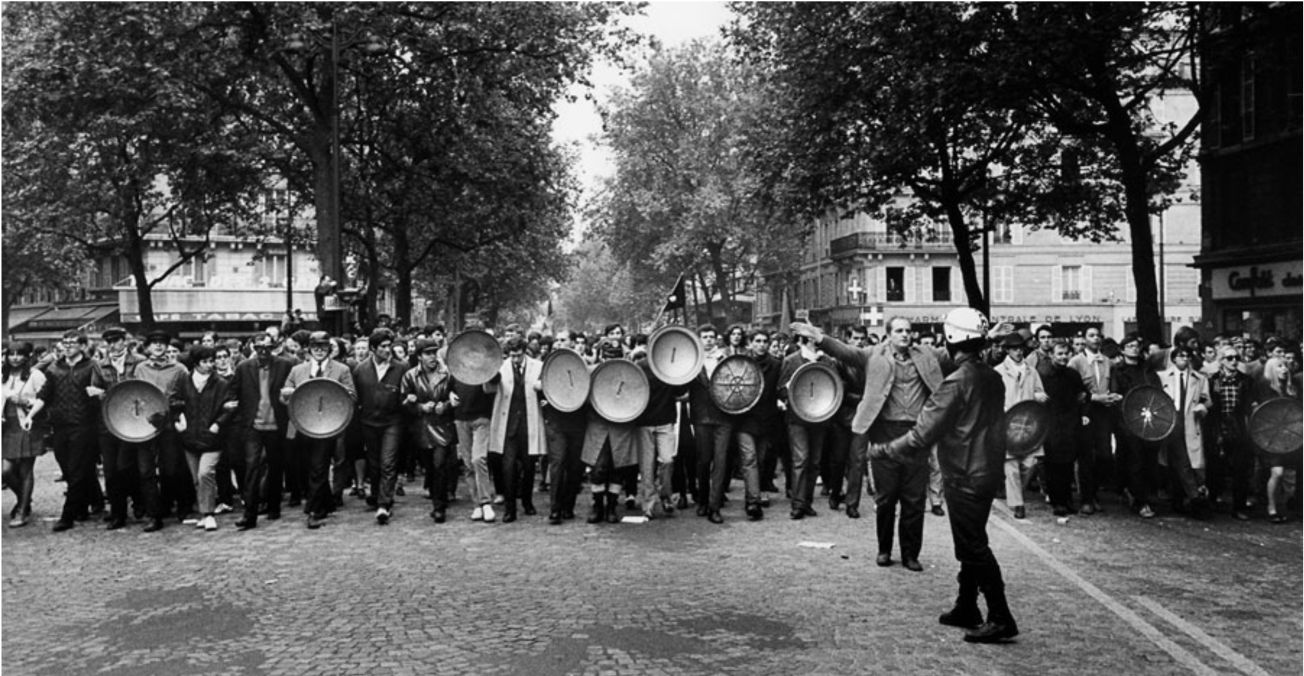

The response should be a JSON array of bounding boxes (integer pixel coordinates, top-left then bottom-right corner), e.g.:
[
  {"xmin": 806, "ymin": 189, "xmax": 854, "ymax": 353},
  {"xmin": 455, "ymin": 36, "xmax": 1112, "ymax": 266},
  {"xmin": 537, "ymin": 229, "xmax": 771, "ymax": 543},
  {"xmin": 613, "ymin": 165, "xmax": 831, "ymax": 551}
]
[
  {"xmin": 942, "ymin": 200, "xmax": 987, "ymax": 315},
  {"xmin": 705, "ymin": 241, "xmax": 734, "ymax": 324},
  {"xmin": 1121, "ymin": 160, "xmax": 1161, "ymax": 342},
  {"xmin": 1101, "ymin": 88, "xmax": 1163, "ymax": 343},
  {"xmin": 392, "ymin": 224, "xmax": 413, "ymax": 327},
  {"xmin": 124, "ymin": 222, "xmax": 155, "ymax": 328}
]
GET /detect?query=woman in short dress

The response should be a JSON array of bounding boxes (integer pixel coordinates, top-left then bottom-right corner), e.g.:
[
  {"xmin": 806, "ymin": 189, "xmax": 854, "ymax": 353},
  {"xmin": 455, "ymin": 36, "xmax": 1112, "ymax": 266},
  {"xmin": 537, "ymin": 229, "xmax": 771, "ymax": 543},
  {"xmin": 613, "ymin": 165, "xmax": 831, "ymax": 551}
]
[
  {"xmin": 3, "ymin": 343, "xmax": 47, "ymax": 527},
  {"xmin": 1259, "ymin": 358, "xmax": 1300, "ymax": 523}
]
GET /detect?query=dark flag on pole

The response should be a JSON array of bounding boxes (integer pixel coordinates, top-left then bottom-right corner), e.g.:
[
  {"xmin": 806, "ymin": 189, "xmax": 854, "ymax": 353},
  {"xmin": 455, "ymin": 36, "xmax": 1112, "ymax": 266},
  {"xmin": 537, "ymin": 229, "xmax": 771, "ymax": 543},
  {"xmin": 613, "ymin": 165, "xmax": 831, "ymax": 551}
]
[{"xmin": 663, "ymin": 273, "xmax": 686, "ymax": 312}]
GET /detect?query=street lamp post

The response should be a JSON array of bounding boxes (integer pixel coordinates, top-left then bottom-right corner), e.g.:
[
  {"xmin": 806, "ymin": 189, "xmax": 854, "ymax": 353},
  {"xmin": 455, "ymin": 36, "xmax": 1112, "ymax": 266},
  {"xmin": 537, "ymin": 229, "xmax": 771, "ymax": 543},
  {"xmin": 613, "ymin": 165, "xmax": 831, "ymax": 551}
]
[{"xmin": 286, "ymin": 18, "xmax": 384, "ymax": 334}]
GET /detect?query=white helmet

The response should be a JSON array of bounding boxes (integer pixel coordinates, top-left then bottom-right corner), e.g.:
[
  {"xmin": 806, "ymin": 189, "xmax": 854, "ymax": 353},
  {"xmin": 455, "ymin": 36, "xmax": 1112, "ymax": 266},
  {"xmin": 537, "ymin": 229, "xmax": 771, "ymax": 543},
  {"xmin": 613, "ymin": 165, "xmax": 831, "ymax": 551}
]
[{"xmin": 943, "ymin": 307, "xmax": 990, "ymax": 344}]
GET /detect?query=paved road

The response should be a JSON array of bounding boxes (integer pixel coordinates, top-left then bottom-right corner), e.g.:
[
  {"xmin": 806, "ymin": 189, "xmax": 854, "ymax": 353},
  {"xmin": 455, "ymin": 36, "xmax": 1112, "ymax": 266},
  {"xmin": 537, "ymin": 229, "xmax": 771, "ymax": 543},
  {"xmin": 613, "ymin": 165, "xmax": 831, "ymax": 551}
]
[{"xmin": 3, "ymin": 455, "xmax": 1301, "ymax": 675}]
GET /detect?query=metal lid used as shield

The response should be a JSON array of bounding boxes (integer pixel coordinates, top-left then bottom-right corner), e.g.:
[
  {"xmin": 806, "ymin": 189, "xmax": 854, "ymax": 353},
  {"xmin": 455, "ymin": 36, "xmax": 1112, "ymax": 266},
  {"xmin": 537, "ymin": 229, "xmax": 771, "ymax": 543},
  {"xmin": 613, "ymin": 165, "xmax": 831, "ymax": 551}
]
[
  {"xmin": 789, "ymin": 361, "xmax": 844, "ymax": 423},
  {"xmin": 710, "ymin": 354, "xmax": 764, "ymax": 415},
  {"xmin": 446, "ymin": 329, "xmax": 504, "ymax": 386},
  {"xmin": 589, "ymin": 359, "xmax": 649, "ymax": 423},
  {"xmin": 102, "ymin": 380, "xmax": 168, "ymax": 443},
  {"xmin": 1002, "ymin": 400, "xmax": 1050, "ymax": 457},
  {"xmin": 647, "ymin": 325, "xmax": 704, "ymax": 386},
  {"xmin": 1120, "ymin": 384, "xmax": 1177, "ymax": 442},
  {"xmin": 289, "ymin": 378, "xmax": 355, "ymax": 439},
  {"xmin": 1249, "ymin": 397, "xmax": 1302, "ymax": 455},
  {"xmin": 541, "ymin": 349, "xmax": 591, "ymax": 412}
]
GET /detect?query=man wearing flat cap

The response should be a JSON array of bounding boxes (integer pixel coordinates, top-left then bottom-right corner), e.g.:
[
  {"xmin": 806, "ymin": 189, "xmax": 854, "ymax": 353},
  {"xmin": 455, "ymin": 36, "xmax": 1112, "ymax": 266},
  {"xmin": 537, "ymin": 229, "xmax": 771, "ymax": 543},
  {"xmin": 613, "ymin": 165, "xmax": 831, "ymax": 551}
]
[
  {"xmin": 400, "ymin": 339, "xmax": 456, "ymax": 523},
  {"xmin": 282, "ymin": 330, "xmax": 355, "ymax": 529},
  {"xmin": 90, "ymin": 326, "xmax": 144, "ymax": 529}
]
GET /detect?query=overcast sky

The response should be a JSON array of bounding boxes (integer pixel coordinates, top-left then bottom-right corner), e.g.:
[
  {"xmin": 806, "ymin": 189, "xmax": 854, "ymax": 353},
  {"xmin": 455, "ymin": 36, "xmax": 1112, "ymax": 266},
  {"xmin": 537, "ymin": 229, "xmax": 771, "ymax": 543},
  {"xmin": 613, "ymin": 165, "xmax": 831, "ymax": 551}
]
[{"xmin": 551, "ymin": 1, "xmax": 734, "ymax": 241}]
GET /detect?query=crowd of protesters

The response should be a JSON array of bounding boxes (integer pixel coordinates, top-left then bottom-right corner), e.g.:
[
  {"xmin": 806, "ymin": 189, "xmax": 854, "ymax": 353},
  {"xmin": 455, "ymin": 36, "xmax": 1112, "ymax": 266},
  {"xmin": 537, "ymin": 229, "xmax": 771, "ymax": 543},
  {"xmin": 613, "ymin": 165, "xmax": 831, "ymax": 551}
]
[{"xmin": 2, "ymin": 315, "xmax": 1299, "ymax": 537}]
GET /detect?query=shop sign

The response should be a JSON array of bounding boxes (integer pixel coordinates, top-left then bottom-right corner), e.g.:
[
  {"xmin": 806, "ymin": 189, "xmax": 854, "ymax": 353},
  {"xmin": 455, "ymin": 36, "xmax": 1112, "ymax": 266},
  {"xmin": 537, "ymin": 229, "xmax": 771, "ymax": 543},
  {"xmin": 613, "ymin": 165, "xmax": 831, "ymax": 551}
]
[
  {"xmin": 120, "ymin": 311, "xmax": 283, "ymax": 323},
  {"xmin": 991, "ymin": 314, "xmax": 1102, "ymax": 324},
  {"xmin": 1211, "ymin": 260, "xmax": 1303, "ymax": 299}
]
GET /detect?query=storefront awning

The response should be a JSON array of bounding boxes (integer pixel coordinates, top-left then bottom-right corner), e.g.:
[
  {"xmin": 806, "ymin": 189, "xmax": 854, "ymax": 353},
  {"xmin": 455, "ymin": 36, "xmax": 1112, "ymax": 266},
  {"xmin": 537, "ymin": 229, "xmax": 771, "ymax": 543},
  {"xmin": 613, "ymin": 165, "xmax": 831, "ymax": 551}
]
[
  {"xmin": 25, "ymin": 303, "xmax": 119, "ymax": 331},
  {"xmin": 5, "ymin": 305, "xmax": 55, "ymax": 333}
]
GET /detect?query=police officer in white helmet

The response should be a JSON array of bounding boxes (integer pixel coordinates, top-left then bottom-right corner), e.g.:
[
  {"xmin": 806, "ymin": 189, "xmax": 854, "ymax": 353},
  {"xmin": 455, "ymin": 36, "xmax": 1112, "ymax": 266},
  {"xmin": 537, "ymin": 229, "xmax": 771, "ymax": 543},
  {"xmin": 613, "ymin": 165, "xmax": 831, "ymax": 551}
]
[{"xmin": 867, "ymin": 307, "xmax": 1019, "ymax": 644}]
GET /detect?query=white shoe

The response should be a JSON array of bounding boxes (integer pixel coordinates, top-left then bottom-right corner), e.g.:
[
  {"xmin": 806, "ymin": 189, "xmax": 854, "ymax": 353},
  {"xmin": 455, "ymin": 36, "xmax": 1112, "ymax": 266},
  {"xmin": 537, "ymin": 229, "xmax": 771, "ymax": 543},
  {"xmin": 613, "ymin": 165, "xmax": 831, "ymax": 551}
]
[
  {"xmin": 471, "ymin": 506, "xmax": 484, "ymax": 521},
  {"xmin": 214, "ymin": 503, "xmax": 234, "ymax": 515},
  {"xmin": 194, "ymin": 518, "xmax": 206, "ymax": 529},
  {"xmin": 482, "ymin": 504, "xmax": 496, "ymax": 522},
  {"xmin": 202, "ymin": 515, "xmax": 218, "ymax": 531},
  {"xmin": 376, "ymin": 507, "xmax": 390, "ymax": 525}
]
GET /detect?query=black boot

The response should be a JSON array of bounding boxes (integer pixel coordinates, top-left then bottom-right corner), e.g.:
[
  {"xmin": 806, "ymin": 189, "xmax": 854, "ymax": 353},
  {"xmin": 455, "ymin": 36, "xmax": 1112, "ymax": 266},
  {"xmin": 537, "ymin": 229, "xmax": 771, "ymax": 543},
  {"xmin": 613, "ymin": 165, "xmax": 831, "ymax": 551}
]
[
  {"xmin": 939, "ymin": 567, "xmax": 984, "ymax": 629},
  {"xmin": 964, "ymin": 570, "xmax": 1018, "ymax": 643},
  {"xmin": 586, "ymin": 493, "xmax": 604, "ymax": 524},
  {"xmin": 605, "ymin": 491, "xmax": 620, "ymax": 523}
]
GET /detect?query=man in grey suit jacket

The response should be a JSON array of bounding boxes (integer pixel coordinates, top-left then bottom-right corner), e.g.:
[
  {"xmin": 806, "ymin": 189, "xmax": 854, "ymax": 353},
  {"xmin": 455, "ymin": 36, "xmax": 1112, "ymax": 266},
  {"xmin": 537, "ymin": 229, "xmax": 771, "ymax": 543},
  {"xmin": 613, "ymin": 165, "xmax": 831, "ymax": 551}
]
[
  {"xmin": 794, "ymin": 317, "xmax": 944, "ymax": 572},
  {"xmin": 281, "ymin": 331, "xmax": 356, "ymax": 529}
]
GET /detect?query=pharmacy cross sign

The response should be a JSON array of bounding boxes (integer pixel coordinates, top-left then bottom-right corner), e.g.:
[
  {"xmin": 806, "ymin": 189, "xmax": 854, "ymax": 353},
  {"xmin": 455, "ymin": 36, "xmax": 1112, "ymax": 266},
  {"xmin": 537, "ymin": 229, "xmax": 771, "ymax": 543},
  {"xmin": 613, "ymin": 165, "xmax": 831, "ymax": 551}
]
[{"xmin": 860, "ymin": 306, "xmax": 884, "ymax": 326}]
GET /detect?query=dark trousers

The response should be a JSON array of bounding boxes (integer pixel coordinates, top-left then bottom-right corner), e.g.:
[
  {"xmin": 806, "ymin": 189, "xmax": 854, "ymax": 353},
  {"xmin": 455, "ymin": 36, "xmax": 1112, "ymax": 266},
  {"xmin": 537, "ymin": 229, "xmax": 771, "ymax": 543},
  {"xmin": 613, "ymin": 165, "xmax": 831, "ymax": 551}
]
[
  {"xmin": 844, "ymin": 430, "xmax": 872, "ymax": 510},
  {"xmin": 161, "ymin": 431, "xmax": 193, "ymax": 515},
  {"xmin": 52, "ymin": 424, "xmax": 96, "ymax": 523},
  {"xmin": 285, "ymin": 435, "xmax": 309, "ymax": 502},
  {"xmin": 546, "ymin": 420, "xmax": 585, "ymax": 514},
  {"xmin": 672, "ymin": 415, "xmax": 696, "ymax": 498},
  {"xmin": 305, "ymin": 436, "xmax": 336, "ymax": 517},
  {"xmin": 1120, "ymin": 434, "xmax": 1160, "ymax": 508},
  {"xmin": 135, "ymin": 434, "xmax": 182, "ymax": 521},
  {"xmin": 788, "ymin": 422, "xmax": 828, "ymax": 511},
  {"xmin": 761, "ymin": 420, "xmax": 791, "ymax": 492},
  {"xmin": 99, "ymin": 433, "xmax": 134, "ymax": 519},
  {"xmin": 588, "ymin": 440, "xmax": 616, "ymax": 487},
  {"xmin": 215, "ymin": 436, "xmax": 237, "ymax": 506},
  {"xmin": 1217, "ymin": 435, "xmax": 1253, "ymax": 510},
  {"xmin": 363, "ymin": 424, "xmax": 402, "ymax": 509},
  {"xmin": 945, "ymin": 486, "xmax": 1012, "ymax": 621},
  {"xmin": 1078, "ymin": 405, "xmax": 1114, "ymax": 503},
  {"xmin": 693, "ymin": 423, "xmax": 733, "ymax": 509},
  {"xmin": 241, "ymin": 429, "xmax": 281, "ymax": 523},
  {"xmin": 1043, "ymin": 459, "xmax": 1077, "ymax": 509},
  {"xmin": 869, "ymin": 421, "xmax": 927, "ymax": 558},
  {"xmin": 825, "ymin": 423, "xmax": 852, "ymax": 499},
  {"xmin": 426, "ymin": 444, "xmax": 455, "ymax": 510},
  {"xmin": 501, "ymin": 423, "xmax": 531, "ymax": 509}
]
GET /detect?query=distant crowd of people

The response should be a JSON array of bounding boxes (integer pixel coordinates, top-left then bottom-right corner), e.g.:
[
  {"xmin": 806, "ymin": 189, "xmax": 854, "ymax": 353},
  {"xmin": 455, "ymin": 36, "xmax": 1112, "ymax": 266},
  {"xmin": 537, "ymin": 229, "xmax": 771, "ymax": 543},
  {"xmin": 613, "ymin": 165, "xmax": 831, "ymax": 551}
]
[{"xmin": 2, "ymin": 318, "xmax": 1298, "ymax": 536}]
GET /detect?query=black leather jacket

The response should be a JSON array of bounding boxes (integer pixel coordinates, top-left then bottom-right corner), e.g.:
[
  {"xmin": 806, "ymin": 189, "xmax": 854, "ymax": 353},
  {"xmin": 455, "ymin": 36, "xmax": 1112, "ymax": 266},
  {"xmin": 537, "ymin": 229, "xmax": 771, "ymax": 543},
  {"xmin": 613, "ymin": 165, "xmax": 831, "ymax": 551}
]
[{"xmin": 884, "ymin": 351, "xmax": 1006, "ymax": 499}]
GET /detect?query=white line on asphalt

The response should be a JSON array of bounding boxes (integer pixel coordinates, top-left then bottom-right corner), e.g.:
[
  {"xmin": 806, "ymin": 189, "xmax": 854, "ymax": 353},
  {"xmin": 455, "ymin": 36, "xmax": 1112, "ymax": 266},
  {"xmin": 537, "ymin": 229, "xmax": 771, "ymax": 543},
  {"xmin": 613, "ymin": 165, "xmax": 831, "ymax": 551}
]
[
  {"xmin": 990, "ymin": 516, "xmax": 1218, "ymax": 676},
  {"xmin": 1133, "ymin": 595, "xmax": 1273, "ymax": 676}
]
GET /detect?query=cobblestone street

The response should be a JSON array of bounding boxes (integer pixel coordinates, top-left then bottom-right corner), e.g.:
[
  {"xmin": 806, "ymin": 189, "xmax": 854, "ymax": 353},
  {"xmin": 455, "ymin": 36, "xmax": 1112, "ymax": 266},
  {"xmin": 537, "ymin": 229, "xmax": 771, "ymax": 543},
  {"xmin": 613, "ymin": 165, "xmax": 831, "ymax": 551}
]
[{"xmin": 3, "ymin": 455, "xmax": 1301, "ymax": 675}]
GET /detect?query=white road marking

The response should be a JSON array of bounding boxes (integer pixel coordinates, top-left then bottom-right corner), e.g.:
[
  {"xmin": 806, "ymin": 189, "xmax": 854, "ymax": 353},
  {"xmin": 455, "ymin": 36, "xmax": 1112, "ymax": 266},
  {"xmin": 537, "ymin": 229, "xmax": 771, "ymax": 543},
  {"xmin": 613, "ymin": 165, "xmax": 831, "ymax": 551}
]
[
  {"xmin": 1134, "ymin": 595, "xmax": 1273, "ymax": 676},
  {"xmin": 990, "ymin": 516, "xmax": 1218, "ymax": 675}
]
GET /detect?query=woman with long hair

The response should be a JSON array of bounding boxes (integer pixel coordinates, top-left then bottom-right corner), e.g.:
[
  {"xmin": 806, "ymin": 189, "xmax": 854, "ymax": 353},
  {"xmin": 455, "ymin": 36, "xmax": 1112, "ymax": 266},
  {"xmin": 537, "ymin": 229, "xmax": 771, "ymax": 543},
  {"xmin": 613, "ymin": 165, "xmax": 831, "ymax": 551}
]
[
  {"xmin": 1261, "ymin": 358, "xmax": 1300, "ymax": 523},
  {"xmin": 3, "ymin": 343, "xmax": 47, "ymax": 527}
]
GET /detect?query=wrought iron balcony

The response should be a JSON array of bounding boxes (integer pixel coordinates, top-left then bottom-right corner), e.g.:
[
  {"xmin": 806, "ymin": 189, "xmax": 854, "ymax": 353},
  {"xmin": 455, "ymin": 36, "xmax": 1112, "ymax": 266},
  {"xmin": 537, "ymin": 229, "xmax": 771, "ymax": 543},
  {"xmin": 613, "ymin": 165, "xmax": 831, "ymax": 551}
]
[{"xmin": 830, "ymin": 231, "xmax": 954, "ymax": 259}]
